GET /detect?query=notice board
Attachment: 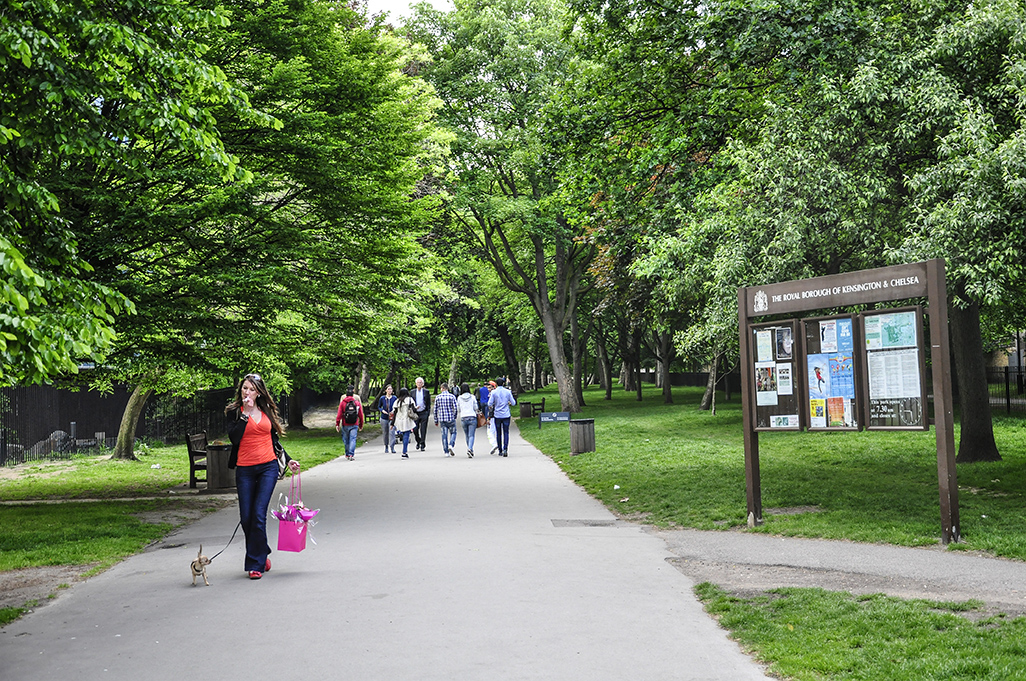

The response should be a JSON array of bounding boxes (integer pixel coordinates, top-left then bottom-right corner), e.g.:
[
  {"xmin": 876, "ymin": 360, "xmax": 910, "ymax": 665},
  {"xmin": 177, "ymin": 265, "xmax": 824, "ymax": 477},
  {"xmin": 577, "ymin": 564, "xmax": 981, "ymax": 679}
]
[
  {"xmin": 750, "ymin": 320, "xmax": 801, "ymax": 430},
  {"xmin": 861, "ymin": 307, "xmax": 928, "ymax": 430},
  {"xmin": 802, "ymin": 315, "xmax": 860, "ymax": 430}
]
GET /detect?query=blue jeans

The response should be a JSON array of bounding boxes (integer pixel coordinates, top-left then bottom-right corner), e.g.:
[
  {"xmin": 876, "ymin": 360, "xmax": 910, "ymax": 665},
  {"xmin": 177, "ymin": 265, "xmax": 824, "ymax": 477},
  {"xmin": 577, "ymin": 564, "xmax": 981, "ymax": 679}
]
[
  {"xmin": 400, "ymin": 430, "xmax": 412, "ymax": 454},
  {"xmin": 461, "ymin": 416, "xmax": 477, "ymax": 452},
  {"xmin": 341, "ymin": 424, "xmax": 358, "ymax": 457},
  {"xmin": 494, "ymin": 417, "xmax": 511, "ymax": 453},
  {"xmin": 439, "ymin": 420, "xmax": 457, "ymax": 452},
  {"xmin": 380, "ymin": 416, "xmax": 394, "ymax": 450},
  {"xmin": 235, "ymin": 459, "xmax": 278, "ymax": 573}
]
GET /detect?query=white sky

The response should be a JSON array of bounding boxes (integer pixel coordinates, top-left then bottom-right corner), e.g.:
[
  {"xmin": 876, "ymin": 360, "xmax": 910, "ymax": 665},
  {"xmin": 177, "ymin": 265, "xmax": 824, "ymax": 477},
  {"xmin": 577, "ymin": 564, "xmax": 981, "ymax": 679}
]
[{"xmin": 365, "ymin": 0, "xmax": 452, "ymax": 20}]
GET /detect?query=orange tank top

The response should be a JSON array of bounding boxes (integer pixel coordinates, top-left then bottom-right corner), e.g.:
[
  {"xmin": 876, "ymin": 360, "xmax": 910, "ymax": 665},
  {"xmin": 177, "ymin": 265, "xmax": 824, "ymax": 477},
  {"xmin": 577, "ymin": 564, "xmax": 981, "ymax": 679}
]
[{"xmin": 237, "ymin": 413, "xmax": 276, "ymax": 467}]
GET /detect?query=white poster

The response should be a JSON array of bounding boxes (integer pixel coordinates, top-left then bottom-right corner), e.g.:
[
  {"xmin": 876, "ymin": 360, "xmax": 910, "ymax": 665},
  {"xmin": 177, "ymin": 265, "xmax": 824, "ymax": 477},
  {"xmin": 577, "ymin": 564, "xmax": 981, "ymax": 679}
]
[
  {"xmin": 770, "ymin": 414, "xmax": 799, "ymax": 428},
  {"xmin": 819, "ymin": 320, "xmax": 838, "ymax": 353},
  {"xmin": 756, "ymin": 330, "xmax": 773, "ymax": 362},
  {"xmin": 755, "ymin": 364, "xmax": 778, "ymax": 406},
  {"xmin": 868, "ymin": 348, "xmax": 921, "ymax": 399},
  {"xmin": 776, "ymin": 363, "xmax": 793, "ymax": 395}
]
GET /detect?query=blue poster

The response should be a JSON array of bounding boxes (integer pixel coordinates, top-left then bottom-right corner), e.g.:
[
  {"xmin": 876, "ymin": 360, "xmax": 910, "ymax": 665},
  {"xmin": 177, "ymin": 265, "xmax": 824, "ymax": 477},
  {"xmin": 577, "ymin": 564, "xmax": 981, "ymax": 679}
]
[
  {"xmin": 807, "ymin": 353, "xmax": 830, "ymax": 400},
  {"xmin": 837, "ymin": 318, "xmax": 854, "ymax": 353},
  {"xmin": 829, "ymin": 354, "xmax": 855, "ymax": 399}
]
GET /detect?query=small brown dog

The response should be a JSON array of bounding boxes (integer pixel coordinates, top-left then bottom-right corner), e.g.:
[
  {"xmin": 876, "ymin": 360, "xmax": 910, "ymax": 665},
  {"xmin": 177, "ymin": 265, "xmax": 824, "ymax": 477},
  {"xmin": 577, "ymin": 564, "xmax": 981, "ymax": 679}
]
[{"xmin": 191, "ymin": 545, "xmax": 211, "ymax": 586}]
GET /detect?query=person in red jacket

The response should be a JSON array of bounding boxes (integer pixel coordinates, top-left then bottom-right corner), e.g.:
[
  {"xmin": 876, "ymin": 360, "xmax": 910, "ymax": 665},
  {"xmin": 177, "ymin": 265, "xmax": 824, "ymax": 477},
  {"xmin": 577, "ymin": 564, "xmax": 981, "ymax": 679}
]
[{"xmin": 336, "ymin": 385, "xmax": 365, "ymax": 460}]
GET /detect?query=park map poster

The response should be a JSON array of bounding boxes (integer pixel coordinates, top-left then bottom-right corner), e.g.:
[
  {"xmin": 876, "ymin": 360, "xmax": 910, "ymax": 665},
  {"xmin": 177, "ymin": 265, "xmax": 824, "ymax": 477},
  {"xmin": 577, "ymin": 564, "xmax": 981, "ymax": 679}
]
[{"xmin": 805, "ymin": 317, "xmax": 857, "ymax": 429}]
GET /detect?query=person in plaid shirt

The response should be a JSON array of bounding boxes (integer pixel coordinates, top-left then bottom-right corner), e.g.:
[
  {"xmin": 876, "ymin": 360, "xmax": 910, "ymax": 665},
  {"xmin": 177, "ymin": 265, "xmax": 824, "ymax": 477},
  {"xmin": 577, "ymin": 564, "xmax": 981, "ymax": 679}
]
[{"xmin": 432, "ymin": 383, "xmax": 459, "ymax": 456}]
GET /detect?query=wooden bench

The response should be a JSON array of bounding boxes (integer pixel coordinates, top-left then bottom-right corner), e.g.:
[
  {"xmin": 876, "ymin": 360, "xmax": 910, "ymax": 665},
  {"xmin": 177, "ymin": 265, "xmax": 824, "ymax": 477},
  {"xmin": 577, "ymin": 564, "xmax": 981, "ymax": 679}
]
[{"xmin": 186, "ymin": 432, "xmax": 208, "ymax": 489}]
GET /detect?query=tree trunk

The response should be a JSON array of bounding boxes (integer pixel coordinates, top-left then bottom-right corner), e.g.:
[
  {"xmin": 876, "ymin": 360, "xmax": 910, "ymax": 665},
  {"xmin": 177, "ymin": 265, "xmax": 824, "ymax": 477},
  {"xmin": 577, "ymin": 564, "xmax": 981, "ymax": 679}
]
[
  {"xmin": 656, "ymin": 330, "xmax": 674, "ymax": 404},
  {"xmin": 636, "ymin": 358, "xmax": 643, "ymax": 402},
  {"xmin": 538, "ymin": 312, "xmax": 581, "ymax": 412},
  {"xmin": 358, "ymin": 363, "xmax": 372, "ymax": 402},
  {"xmin": 288, "ymin": 377, "xmax": 307, "ymax": 430},
  {"xmin": 448, "ymin": 352, "xmax": 459, "ymax": 387},
  {"xmin": 700, "ymin": 354, "xmax": 719, "ymax": 412},
  {"xmin": 495, "ymin": 322, "xmax": 524, "ymax": 394},
  {"xmin": 111, "ymin": 384, "xmax": 153, "ymax": 460},
  {"xmin": 951, "ymin": 300, "xmax": 1001, "ymax": 462},
  {"xmin": 570, "ymin": 312, "xmax": 588, "ymax": 407}
]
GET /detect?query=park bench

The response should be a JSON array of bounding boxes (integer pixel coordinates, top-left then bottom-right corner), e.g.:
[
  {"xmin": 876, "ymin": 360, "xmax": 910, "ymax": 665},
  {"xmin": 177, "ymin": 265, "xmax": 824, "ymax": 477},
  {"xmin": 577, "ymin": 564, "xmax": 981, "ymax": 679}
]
[
  {"xmin": 518, "ymin": 396, "xmax": 545, "ymax": 418},
  {"xmin": 186, "ymin": 432, "xmax": 208, "ymax": 489}
]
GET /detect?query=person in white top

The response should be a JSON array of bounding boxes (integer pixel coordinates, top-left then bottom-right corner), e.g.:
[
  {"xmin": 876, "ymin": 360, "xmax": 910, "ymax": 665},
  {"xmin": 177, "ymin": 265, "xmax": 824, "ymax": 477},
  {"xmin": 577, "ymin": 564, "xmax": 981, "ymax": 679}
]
[{"xmin": 455, "ymin": 382, "xmax": 481, "ymax": 458}]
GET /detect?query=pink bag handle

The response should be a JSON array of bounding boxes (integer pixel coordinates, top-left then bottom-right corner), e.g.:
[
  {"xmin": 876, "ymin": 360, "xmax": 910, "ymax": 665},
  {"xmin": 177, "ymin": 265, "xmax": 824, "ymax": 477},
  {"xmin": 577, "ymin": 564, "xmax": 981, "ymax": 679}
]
[{"xmin": 290, "ymin": 472, "xmax": 302, "ymax": 505}]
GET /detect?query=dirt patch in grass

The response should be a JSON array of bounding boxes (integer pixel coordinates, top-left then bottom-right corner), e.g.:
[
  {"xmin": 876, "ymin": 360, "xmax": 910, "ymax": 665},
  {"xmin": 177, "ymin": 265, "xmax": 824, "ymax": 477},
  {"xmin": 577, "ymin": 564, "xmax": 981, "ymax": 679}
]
[
  {"xmin": 0, "ymin": 496, "xmax": 233, "ymax": 617},
  {"xmin": 668, "ymin": 557, "xmax": 1026, "ymax": 620},
  {"xmin": 0, "ymin": 565, "xmax": 95, "ymax": 610}
]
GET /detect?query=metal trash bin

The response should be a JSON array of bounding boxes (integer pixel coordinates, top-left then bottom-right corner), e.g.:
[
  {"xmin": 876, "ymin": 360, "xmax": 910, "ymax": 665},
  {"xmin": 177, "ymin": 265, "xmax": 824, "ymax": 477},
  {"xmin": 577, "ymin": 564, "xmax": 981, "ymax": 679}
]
[
  {"xmin": 519, "ymin": 402, "xmax": 534, "ymax": 418},
  {"xmin": 569, "ymin": 418, "xmax": 595, "ymax": 455}
]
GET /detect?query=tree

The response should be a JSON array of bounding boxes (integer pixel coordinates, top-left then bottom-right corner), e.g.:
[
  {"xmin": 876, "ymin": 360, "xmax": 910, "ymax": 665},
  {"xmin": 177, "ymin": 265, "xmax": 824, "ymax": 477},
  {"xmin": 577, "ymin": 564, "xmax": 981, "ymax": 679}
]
[
  {"xmin": 56, "ymin": 0, "xmax": 444, "ymax": 458},
  {"xmin": 895, "ymin": 0, "xmax": 1026, "ymax": 462},
  {"xmin": 407, "ymin": 0, "xmax": 594, "ymax": 412},
  {"xmin": 1, "ymin": 0, "xmax": 259, "ymax": 384}
]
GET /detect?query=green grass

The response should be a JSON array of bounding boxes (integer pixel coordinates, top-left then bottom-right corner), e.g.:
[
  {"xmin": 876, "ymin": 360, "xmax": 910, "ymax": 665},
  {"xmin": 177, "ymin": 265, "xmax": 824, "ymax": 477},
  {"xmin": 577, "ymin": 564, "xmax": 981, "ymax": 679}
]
[
  {"xmin": 695, "ymin": 584, "xmax": 1026, "ymax": 680},
  {"xmin": 0, "ymin": 499, "xmax": 190, "ymax": 572},
  {"xmin": 518, "ymin": 384, "xmax": 1026, "ymax": 560}
]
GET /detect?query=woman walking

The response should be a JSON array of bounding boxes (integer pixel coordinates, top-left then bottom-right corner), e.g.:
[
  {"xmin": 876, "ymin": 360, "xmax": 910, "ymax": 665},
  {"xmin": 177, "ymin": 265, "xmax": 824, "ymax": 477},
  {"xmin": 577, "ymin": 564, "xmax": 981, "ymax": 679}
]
[
  {"xmin": 392, "ymin": 387, "xmax": 417, "ymax": 458},
  {"xmin": 456, "ymin": 382, "xmax": 480, "ymax": 457},
  {"xmin": 227, "ymin": 373, "xmax": 301, "ymax": 580},
  {"xmin": 377, "ymin": 384, "xmax": 398, "ymax": 453}
]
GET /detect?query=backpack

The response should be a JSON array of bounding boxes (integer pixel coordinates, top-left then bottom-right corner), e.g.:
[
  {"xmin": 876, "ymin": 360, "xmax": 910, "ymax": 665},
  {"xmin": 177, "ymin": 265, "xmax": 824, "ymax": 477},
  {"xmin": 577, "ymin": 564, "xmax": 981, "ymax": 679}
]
[{"xmin": 343, "ymin": 398, "xmax": 359, "ymax": 425}]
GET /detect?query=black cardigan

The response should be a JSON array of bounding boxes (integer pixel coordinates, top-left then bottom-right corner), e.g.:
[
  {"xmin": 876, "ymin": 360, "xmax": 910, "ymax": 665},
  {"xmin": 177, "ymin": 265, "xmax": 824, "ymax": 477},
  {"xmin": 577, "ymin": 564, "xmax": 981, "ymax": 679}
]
[{"xmin": 227, "ymin": 413, "xmax": 289, "ymax": 469}]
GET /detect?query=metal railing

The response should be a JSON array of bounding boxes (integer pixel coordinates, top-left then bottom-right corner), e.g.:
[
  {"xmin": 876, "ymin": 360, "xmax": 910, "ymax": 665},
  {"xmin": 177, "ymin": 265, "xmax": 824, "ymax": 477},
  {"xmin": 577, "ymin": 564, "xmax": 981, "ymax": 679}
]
[{"xmin": 986, "ymin": 366, "xmax": 1026, "ymax": 415}]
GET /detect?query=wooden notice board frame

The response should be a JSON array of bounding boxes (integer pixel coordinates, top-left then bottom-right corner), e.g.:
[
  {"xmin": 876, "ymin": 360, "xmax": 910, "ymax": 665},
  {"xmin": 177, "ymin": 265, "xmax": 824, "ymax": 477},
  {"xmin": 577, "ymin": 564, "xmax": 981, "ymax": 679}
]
[{"xmin": 738, "ymin": 259, "xmax": 959, "ymax": 544}]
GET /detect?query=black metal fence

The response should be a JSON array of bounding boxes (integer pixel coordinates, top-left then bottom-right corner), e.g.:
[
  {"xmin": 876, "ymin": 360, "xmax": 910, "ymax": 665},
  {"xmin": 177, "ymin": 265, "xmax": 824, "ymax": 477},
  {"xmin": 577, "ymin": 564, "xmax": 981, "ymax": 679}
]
[
  {"xmin": 986, "ymin": 366, "xmax": 1026, "ymax": 415},
  {"xmin": 0, "ymin": 384, "xmax": 256, "ymax": 467}
]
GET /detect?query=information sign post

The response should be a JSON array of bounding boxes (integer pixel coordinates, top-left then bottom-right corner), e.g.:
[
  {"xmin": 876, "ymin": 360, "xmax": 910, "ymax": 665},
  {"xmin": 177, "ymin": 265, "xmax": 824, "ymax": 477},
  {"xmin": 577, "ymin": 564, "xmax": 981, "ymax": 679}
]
[{"xmin": 739, "ymin": 259, "xmax": 959, "ymax": 543}]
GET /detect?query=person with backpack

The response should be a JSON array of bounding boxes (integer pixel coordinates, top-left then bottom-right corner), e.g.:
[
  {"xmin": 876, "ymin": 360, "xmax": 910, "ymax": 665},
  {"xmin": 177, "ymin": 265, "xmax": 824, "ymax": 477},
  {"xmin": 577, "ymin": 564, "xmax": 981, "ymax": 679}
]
[
  {"xmin": 376, "ymin": 384, "xmax": 398, "ymax": 453},
  {"xmin": 335, "ymin": 385, "xmax": 365, "ymax": 461},
  {"xmin": 391, "ymin": 387, "xmax": 417, "ymax": 458}
]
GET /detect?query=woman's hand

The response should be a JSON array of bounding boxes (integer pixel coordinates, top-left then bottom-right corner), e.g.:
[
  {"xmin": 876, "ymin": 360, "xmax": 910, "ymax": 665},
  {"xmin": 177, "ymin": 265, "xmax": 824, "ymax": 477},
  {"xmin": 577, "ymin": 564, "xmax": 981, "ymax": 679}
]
[{"xmin": 288, "ymin": 460, "xmax": 301, "ymax": 473}]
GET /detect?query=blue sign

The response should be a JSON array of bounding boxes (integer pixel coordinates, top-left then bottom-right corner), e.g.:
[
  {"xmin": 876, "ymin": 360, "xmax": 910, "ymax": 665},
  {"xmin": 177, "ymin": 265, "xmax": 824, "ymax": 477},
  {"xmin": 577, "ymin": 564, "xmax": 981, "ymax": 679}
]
[{"xmin": 538, "ymin": 411, "xmax": 571, "ymax": 428}]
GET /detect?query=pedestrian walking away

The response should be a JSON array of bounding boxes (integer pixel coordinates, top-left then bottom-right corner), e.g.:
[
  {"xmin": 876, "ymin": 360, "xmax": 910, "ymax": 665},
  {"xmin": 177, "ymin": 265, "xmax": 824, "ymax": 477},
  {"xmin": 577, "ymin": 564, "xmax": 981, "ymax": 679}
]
[
  {"xmin": 392, "ymin": 387, "xmax": 417, "ymax": 458},
  {"xmin": 336, "ymin": 385, "xmax": 365, "ymax": 460},
  {"xmin": 411, "ymin": 377, "xmax": 432, "ymax": 451},
  {"xmin": 456, "ymin": 381, "xmax": 480, "ymax": 457},
  {"xmin": 477, "ymin": 381, "xmax": 493, "ymax": 417},
  {"xmin": 433, "ymin": 383, "xmax": 459, "ymax": 456},
  {"xmin": 376, "ymin": 384, "xmax": 398, "ymax": 453},
  {"xmin": 226, "ymin": 372, "xmax": 301, "ymax": 579},
  {"xmin": 487, "ymin": 377, "xmax": 517, "ymax": 457}
]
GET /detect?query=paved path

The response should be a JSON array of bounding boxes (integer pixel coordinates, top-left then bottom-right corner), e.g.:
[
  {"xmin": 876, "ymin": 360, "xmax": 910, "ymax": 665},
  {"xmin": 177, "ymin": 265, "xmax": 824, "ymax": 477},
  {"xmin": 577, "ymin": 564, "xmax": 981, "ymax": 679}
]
[{"xmin": 0, "ymin": 421, "xmax": 771, "ymax": 681}]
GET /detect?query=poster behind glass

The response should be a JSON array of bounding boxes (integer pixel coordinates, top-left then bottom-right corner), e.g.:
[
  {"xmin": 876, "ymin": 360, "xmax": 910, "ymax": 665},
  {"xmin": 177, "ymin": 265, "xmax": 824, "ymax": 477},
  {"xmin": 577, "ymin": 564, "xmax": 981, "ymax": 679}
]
[
  {"xmin": 863, "ymin": 308, "xmax": 927, "ymax": 430},
  {"xmin": 803, "ymin": 315, "xmax": 860, "ymax": 430},
  {"xmin": 751, "ymin": 320, "xmax": 800, "ymax": 431}
]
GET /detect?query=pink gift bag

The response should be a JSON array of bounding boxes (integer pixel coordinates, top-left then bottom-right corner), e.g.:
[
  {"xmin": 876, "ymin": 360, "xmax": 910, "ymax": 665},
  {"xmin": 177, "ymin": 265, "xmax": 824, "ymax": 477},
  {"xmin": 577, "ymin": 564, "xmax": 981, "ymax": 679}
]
[{"xmin": 277, "ymin": 519, "xmax": 307, "ymax": 552}]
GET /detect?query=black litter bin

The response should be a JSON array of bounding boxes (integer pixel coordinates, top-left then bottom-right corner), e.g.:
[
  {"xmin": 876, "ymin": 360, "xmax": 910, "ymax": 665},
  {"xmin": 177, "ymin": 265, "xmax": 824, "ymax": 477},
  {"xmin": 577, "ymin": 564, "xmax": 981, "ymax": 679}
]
[
  {"xmin": 569, "ymin": 418, "xmax": 595, "ymax": 455},
  {"xmin": 519, "ymin": 402, "xmax": 534, "ymax": 418}
]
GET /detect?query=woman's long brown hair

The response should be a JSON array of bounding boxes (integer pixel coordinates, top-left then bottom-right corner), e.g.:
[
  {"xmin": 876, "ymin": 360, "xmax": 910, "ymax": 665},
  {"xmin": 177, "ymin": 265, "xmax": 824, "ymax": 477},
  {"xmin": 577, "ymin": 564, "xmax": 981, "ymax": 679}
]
[{"xmin": 226, "ymin": 373, "xmax": 285, "ymax": 435}]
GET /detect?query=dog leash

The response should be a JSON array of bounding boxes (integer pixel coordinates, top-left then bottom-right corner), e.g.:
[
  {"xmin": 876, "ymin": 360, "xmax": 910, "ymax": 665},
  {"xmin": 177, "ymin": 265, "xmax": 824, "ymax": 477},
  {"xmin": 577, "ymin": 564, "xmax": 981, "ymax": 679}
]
[{"xmin": 208, "ymin": 521, "xmax": 242, "ymax": 562}]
